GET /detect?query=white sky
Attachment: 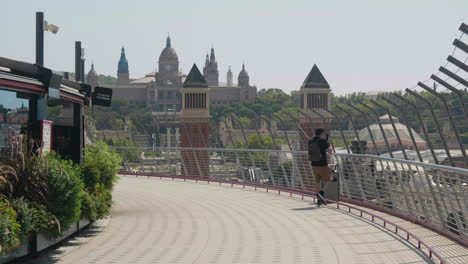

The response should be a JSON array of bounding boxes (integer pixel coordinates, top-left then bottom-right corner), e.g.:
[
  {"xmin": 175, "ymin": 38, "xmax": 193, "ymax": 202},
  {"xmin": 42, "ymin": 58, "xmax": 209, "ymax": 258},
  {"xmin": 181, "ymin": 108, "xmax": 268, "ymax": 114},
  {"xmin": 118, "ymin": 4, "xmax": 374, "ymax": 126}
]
[{"xmin": 1, "ymin": 0, "xmax": 467, "ymax": 95}]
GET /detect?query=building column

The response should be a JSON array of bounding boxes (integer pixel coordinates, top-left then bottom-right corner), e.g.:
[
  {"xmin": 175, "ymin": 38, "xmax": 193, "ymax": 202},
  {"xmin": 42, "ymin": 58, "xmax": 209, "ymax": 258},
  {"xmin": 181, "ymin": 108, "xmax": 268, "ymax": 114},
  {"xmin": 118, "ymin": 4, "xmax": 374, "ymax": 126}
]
[
  {"xmin": 166, "ymin": 127, "xmax": 171, "ymax": 148},
  {"xmin": 175, "ymin": 127, "xmax": 180, "ymax": 146}
]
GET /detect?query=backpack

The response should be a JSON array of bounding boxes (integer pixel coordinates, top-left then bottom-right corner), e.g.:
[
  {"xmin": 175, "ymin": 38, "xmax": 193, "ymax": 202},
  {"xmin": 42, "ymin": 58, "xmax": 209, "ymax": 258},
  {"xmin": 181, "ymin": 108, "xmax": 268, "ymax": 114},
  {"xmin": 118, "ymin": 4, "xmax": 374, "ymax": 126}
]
[{"xmin": 308, "ymin": 139, "xmax": 322, "ymax": 162}]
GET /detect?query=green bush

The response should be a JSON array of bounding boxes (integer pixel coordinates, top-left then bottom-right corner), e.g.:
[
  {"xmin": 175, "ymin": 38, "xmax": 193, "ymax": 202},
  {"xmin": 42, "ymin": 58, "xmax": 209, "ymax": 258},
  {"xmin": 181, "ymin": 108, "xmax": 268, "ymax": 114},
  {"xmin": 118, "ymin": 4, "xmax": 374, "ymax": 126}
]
[
  {"xmin": 80, "ymin": 191, "xmax": 97, "ymax": 221},
  {"xmin": 10, "ymin": 198, "xmax": 58, "ymax": 240},
  {"xmin": 93, "ymin": 185, "xmax": 112, "ymax": 219},
  {"xmin": 81, "ymin": 184, "xmax": 113, "ymax": 221},
  {"xmin": 9, "ymin": 198, "xmax": 33, "ymax": 241},
  {"xmin": 81, "ymin": 141, "xmax": 122, "ymax": 192},
  {"xmin": 46, "ymin": 153, "xmax": 84, "ymax": 235},
  {"xmin": 0, "ymin": 197, "xmax": 21, "ymax": 255},
  {"xmin": 3, "ymin": 152, "xmax": 49, "ymax": 206},
  {"xmin": 29, "ymin": 202, "xmax": 58, "ymax": 234}
]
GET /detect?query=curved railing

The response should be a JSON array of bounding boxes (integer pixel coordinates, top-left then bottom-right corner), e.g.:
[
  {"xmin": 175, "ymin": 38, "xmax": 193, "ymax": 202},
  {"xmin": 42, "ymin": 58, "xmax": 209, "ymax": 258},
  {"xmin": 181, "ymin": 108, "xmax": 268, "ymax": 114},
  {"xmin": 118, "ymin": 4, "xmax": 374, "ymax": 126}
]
[{"xmin": 113, "ymin": 146, "xmax": 467, "ymax": 244}]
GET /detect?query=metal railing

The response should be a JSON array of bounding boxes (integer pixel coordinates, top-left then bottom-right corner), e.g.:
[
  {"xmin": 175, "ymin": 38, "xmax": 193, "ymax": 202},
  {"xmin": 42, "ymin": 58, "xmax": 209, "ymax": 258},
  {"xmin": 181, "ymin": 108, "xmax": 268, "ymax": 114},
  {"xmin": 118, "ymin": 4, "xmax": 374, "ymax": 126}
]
[{"xmin": 112, "ymin": 146, "xmax": 467, "ymax": 246}]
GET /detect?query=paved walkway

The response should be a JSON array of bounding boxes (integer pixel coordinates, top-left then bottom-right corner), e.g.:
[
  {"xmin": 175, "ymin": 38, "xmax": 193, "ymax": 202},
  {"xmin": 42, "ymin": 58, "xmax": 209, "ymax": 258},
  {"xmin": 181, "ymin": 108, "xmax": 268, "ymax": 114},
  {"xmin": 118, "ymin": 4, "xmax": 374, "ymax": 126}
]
[{"xmin": 25, "ymin": 176, "xmax": 438, "ymax": 263}]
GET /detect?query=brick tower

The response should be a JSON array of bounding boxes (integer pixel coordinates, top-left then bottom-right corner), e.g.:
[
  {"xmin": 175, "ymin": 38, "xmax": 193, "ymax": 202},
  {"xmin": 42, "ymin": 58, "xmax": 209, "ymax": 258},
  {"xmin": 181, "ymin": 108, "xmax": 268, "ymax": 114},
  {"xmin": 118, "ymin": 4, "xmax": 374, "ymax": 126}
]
[
  {"xmin": 180, "ymin": 64, "xmax": 210, "ymax": 178},
  {"xmin": 298, "ymin": 64, "xmax": 332, "ymax": 191}
]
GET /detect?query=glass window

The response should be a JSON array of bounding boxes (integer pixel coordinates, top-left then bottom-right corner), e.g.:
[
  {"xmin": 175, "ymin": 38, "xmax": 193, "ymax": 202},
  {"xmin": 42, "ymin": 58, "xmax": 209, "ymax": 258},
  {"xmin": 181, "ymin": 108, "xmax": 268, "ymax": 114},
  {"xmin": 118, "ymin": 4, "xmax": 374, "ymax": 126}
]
[
  {"xmin": 0, "ymin": 89, "xmax": 35, "ymax": 161},
  {"xmin": 47, "ymin": 100, "xmax": 74, "ymax": 126}
]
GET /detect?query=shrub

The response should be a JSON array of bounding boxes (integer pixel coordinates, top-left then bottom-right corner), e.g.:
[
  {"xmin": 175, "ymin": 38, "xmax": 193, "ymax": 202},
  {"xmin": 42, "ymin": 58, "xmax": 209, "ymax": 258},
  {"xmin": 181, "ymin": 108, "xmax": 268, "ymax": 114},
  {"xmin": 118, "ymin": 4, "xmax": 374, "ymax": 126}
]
[
  {"xmin": 80, "ymin": 191, "xmax": 97, "ymax": 221},
  {"xmin": 3, "ymin": 152, "xmax": 49, "ymax": 206},
  {"xmin": 9, "ymin": 197, "xmax": 33, "ymax": 241},
  {"xmin": 0, "ymin": 197, "xmax": 21, "ymax": 255},
  {"xmin": 81, "ymin": 184, "xmax": 113, "ymax": 221},
  {"xmin": 10, "ymin": 198, "xmax": 58, "ymax": 240},
  {"xmin": 46, "ymin": 153, "xmax": 84, "ymax": 235},
  {"xmin": 29, "ymin": 202, "xmax": 59, "ymax": 234},
  {"xmin": 81, "ymin": 141, "xmax": 122, "ymax": 192},
  {"xmin": 93, "ymin": 185, "xmax": 112, "ymax": 219}
]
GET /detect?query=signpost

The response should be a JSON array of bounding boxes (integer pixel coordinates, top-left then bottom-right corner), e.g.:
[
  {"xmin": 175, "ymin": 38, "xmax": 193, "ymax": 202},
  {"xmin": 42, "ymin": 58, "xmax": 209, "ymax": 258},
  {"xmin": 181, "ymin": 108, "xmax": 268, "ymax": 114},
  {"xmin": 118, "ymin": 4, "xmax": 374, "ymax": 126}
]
[
  {"xmin": 92, "ymin": 86, "xmax": 113, "ymax": 107},
  {"xmin": 41, "ymin": 120, "xmax": 53, "ymax": 153}
]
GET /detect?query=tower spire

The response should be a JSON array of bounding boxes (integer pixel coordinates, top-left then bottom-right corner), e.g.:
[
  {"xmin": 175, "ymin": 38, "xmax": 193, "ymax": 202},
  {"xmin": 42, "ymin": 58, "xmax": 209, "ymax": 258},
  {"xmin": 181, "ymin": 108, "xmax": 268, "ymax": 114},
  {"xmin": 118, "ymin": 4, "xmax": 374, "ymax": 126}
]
[
  {"xmin": 166, "ymin": 34, "xmax": 171, "ymax": 48},
  {"xmin": 210, "ymin": 46, "xmax": 215, "ymax": 61}
]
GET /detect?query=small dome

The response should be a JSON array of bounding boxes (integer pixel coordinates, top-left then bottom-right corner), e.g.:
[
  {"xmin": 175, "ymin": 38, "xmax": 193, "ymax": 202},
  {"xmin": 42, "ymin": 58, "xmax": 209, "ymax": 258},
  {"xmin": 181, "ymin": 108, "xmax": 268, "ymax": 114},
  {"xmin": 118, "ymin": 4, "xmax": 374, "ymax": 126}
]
[
  {"xmin": 159, "ymin": 36, "xmax": 178, "ymax": 62},
  {"xmin": 159, "ymin": 47, "xmax": 178, "ymax": 61},
  {"xmin": 238, "ymin": 63, "xmax": 249, "ymax": 78}
]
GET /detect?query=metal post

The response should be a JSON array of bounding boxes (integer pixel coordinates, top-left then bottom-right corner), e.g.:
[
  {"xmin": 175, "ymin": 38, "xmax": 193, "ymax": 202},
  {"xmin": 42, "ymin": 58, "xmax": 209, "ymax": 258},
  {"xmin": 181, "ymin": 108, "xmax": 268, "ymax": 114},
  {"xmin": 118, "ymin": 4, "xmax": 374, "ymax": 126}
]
[
  {"xmin": 322, "ymin": 108, "xmax": 350, "ymax": 153},
  {"xmin": 360, "ymin": 103, "xmax": 393, "ymax": 157},
  {"xmin": 75, "ymin": 41, "xmax": 82, "ymax": 82},
  {"xmin": 36, "ymin": 12, "xmax": 44, "ymax": 66},
  {"xmin": 392, "ymin": 93, "xmax": 439, "ymax": 164},
  {"xmin": 432, "ymin": 72, "xmax": 468, "ymax": 122},
  {"xmin": 222, "ymin": 119, "xmax": 245, "ymax": 181},
  {"xmin": 347, "ymin": 104, "xmax": 380, "ymax": 156},
  {"xmin": 269, "ymin": 113, "xmax": 301, "ymax": 187},
  {"xmin": 230, "ymin": 115, "xmax": 259, "ymax": 182},
  {"xmin": 406, "ymin": 89, "xmax": 455, "ymax": 166},
  {"xmin": 252, "ymin": 114, "xmax": 275, "ymax": 185},
  {"xmin": 381, "ymin": 97, "xmax": 422, "ymax": 162},
  {"xmin": 81, "ymin": 58, "xmax": 85, "ymax": 83},
  {"xmin": 370, "ymin": 100, "xmax": 408, "ymax": 160},
  {"xmin": 35, "ymin": 12, "xmax": 48, "ymax": 121},
  {"xmin": 418, "ymin": 82, "xmax": 468, "ymax": 165},
  {"xmin": 259, "ymin": 115, "xmax": 290, "ymax": 187},
  {"xmin": 335, "ymin": 105, "xmax": 364, "ymax": 152}
]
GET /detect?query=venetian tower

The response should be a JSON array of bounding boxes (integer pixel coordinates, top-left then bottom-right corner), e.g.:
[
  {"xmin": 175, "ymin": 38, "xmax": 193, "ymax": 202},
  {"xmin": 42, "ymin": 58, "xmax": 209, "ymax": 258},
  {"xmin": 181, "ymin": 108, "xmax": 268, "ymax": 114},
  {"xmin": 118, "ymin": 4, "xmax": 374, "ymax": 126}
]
[
  {"xmin": 180, "ymin": 64, "xmax": 210, "ymax": 178},
  {"xmin": 298, "ymin": 64, "xmax": 332, "ymax": 191}
]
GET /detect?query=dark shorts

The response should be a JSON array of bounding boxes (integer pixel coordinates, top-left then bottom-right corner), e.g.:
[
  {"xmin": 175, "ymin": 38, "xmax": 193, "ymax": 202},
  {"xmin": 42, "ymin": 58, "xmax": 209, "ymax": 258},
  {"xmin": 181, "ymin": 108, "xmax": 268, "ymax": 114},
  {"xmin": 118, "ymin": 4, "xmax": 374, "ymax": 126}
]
[{"xmin": 312, "ymin": 166, "xmax": 331, "ymax": 185}]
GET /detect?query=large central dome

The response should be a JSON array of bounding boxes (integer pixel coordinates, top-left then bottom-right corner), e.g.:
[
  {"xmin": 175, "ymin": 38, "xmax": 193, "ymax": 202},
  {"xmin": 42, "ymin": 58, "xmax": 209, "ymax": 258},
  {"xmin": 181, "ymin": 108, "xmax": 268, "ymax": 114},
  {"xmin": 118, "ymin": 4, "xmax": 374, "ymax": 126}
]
[{"xmin": 159, "ymin": 36, "xmax": 178, "ymax": 62}]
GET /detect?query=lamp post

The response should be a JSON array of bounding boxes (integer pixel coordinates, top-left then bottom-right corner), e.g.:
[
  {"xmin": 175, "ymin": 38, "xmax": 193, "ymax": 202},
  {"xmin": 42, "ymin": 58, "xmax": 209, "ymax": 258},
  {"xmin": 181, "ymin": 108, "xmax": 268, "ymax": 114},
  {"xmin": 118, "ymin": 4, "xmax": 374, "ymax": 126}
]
[
  {"xmin": 35, "ymin": 11, "xmax": 59, "ymax": 66},
  {"xmin": 35, "ymin": 12, "xmax": 59, "ymax": 120}
]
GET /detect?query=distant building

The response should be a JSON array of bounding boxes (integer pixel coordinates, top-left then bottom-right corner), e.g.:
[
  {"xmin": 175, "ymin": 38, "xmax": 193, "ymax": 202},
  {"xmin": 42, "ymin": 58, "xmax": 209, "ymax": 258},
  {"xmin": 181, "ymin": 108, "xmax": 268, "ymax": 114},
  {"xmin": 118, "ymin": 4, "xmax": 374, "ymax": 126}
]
[
  {"xmin": 92, "ymin": 38, "xmax": 256, "ymax": 111},
  {"xmin": 90, "ymin": 36, "xmax": 258, "ymax": 146},
  {"xmin": 363, "ymin": 91, "xmax": 382, "ymax": 100},
  {"xmin": 87, "ymin": 63, "xmax": 99, "ymax": 89},
  {"xmin": 209, "ymin": 62, "xmax": 257, "ymax": 109},
  {"xmin": 357, "ymin": 114, "xmax": 427, "ymax": 153}
]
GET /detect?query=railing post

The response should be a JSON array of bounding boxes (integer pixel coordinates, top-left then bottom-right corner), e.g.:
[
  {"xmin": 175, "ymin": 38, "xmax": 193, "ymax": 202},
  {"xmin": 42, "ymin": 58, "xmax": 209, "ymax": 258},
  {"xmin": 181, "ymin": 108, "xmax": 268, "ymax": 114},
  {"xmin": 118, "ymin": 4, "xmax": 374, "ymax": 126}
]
[
  {"xmin": 406, "ymin": 89, "xmax": 455, "ymax": 166},
  {"xmin": 360, "ymin": 103, "xmax": 394, "ymax": 157},
  {"xmin": 418, "ymin": 82, "xmax": 468, "ymax": 166}
]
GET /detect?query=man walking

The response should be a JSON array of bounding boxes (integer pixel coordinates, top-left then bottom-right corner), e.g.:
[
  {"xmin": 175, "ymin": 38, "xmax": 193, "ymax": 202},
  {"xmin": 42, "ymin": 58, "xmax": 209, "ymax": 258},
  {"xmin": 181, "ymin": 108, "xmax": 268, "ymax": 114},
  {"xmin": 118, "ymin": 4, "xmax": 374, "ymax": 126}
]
[{"xmin": 308, "ymin": 128, "xmax": 332, "ymax": 206}]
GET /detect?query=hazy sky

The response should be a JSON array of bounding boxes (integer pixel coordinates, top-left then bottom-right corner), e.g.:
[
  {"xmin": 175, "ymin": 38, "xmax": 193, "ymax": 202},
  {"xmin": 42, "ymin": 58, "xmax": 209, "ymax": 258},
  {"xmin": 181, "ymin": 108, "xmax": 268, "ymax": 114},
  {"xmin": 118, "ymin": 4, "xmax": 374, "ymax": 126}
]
[{"xmin": 1, "ymin": 0, "xmax": 467, "ymax": 95}]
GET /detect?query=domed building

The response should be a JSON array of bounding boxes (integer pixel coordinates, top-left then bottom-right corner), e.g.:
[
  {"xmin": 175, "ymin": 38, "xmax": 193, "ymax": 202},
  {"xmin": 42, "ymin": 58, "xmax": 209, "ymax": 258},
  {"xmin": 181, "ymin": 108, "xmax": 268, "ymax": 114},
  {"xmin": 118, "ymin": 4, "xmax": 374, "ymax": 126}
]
[
  {"xmin": 87, "ymin": 63, "xmax": 99, "ymax": 88},
  {"xmin": 102, "ymin": 36, "xmax": 258, "ymax": 147},
  {"xmin": 357, "ymin": 114, "xmax": 427, "ymax": 154},
  {"xmin": 238, "ymin": 63, "xmax": 249, "ymax": 87},
  {"xmin": 157, "ymin": 36, "xmax": 181, "ymax": 87}
]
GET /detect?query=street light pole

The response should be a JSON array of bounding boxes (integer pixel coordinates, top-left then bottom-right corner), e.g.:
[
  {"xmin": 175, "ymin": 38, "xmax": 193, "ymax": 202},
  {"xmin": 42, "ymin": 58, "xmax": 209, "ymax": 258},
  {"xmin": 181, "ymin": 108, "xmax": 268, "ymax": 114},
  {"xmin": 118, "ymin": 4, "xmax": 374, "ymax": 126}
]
[
  {"xmin": 75, "ymin": 41, "xmax": 82, "ymax": 82},
  {"xmin": 36, "ymin": 12, "xmax": 44, "ymax": 65}
]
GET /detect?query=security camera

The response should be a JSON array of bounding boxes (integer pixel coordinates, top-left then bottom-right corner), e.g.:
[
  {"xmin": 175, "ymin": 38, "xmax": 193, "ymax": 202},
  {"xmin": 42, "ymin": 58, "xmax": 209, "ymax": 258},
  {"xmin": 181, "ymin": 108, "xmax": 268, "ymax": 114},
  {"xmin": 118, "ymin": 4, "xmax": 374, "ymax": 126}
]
[
  {"xmin": 48, "ymin": 24, "xmax": 59, "ymax": 34},
  {"xmin": 43, "ymin": 20, "xmax": 60, "ymax": 34}
]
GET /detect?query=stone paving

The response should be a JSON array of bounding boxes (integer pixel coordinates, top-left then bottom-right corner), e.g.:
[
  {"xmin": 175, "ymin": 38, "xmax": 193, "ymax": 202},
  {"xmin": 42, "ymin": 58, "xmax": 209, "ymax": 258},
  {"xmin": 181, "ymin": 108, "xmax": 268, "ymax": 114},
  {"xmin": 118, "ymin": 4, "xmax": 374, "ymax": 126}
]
[{"xmin": 22, "ymin": 176, "xmax": 441, "ymax": 264}]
